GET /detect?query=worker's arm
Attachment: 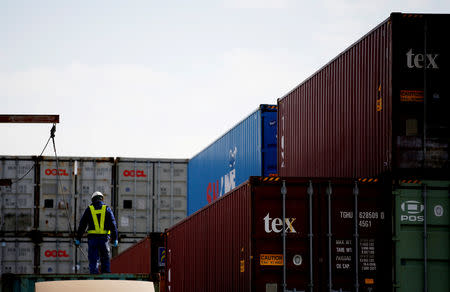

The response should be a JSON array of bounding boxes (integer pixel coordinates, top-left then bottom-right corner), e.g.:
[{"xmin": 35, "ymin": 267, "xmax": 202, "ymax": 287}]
[{"xmin": 76, "ymin": 208, "xmax": 90, "ymax": 240}]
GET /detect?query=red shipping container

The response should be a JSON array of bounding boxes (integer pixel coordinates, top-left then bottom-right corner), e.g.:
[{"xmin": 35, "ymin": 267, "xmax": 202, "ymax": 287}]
[
  {"xmin": 111, "ymin": 233, "xmax": 165, "ymax": 275},
  {"xmin": 111, "ymin": 237, "xmax": 151, "ymax": 274},
  {"xmin": 278, "ymin": 13, "xmax": 449, "ymax": 178},
  {"xmin": 165, "ymin": 177, "xmax": 391, "ymax": 292}
]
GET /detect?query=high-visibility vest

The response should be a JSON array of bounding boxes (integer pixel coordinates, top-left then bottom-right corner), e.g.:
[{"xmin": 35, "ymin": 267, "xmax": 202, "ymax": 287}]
[{"xmin": 87, "ymin": 205, "xmax": 111, "ymax": 235}]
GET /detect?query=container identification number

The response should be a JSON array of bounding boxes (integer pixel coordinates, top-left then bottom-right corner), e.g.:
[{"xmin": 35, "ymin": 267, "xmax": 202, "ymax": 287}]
[{"xmin": 339, "ymin": 211, "xmax": 384, "ymax": 228}]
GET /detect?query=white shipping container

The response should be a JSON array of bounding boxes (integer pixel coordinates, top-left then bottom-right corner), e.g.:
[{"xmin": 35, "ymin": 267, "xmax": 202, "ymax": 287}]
[
  {"xmin": 75, "ymin": 158, "xmax": 114, "ymax": 231},
  {"xmin": 39, "ymin": 157, "xmax": 114, "ymax": 234},
  {"xmin": 39, "ymin": 237, "xmax": 90, "ymax": 274},
  {"xmin": 116, "ymin": 159, "xmax": 154, "ymax": 235},
  {"xmin": 154, "ymin": 161, "xmax": 187, "ymax": 232},
  {"xmin": 0, "ymin": 157, "xmax": 36, "ymax": 232},
  {"xmin": 39, "ymin": 158, "xmax": 75, "ymax": 233},
  {"xmin": 115, "ymin": 158, "xmax": 187, "ymax": 235},
  {"xmin": 0, "ymin": 237, "xmax": 34, "ymax": 274}
]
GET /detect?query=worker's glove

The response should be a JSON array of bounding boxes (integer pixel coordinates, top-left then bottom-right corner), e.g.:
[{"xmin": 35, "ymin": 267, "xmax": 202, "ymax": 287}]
[
  {"xmin": 74, "ymin": 239, "xmax": 80, "ymax": 246},
  {"xmin": 113, "ymin": 240, "xmax": 118, "ymax": 247}
]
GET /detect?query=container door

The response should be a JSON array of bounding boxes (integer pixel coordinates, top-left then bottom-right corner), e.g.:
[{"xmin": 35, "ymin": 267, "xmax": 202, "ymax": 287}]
[
  {"xmin": 76, "ymin": 159, "xmax": 114, "ymax": 229},
  {"xmin": 40, "ymin": 237, "xmax": 77, "ymax": 274},
  {"xmin": 0, "ymin": 238, "xmax": 34, "ymax": 274},
  {"xmin": 393, "ymin": 14, "xmax": 450, "ymax": 175},
  {"xmin": 252, "ymin": 181, "xmax": 313, "ymax": 292},
  {"xmin": 320, "ymin": 180, "xmax": 391, "ymax": 292},
  {"xmin": 261, "ymin": 105, "xmax": 277, "ymax": 176},
  {"xmin": 116, "ymin": 160, "xmax": 154, "ymax": 235},
  {"xmin": 39, "ymin": 159, "xmax": 75, "ymax": 234},
  {"xmin": 154, "ymin": 162, "xmax": 187, "ymax": 232},
  {"xmin": 394, "ymin": 180, "xmax": 449, "ymax": 292}
]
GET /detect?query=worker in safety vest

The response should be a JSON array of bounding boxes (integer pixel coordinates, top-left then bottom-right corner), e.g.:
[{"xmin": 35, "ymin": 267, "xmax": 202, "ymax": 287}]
[{"xmin": 75, "ymin": 191, "xmax": 118, "ymax": 274}]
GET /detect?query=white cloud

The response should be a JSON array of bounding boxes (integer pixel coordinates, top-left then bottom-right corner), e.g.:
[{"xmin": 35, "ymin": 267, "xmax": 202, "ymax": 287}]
[{"xmin": 0, "ymin": 49, "xmax": 308, "ymax": 158}]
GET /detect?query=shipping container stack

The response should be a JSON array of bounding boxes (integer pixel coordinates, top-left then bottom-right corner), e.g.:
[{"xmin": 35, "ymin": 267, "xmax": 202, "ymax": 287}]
[
  {"xmin": 1, "ymin": 11, "xmax": 449, "ymax": 292},
  {"xmin": 0, "ymin": 156, "xmax": 37, "ymax": 275},
  {"xmin": 1, "ymin": 156, "xmax": 188, "ymax": 278},
  {"xmin": 276, "ymin": 13, "xmax": 449, "ymax": 292},
  {"xmin": 164, "ymin": 13, "xmax": 449, "ymax": 292}
]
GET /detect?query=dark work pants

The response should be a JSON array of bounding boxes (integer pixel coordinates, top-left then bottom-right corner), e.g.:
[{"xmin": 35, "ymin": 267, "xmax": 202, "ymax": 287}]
[{"xmin": 88, "ymin": 236, "xmax": 111, "ymax": 274}]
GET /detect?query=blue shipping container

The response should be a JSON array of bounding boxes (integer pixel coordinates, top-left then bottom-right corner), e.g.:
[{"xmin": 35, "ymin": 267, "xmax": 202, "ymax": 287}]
[{"xmin": 188, "ymin": 104, "xmax": 277, "ymax": 215}]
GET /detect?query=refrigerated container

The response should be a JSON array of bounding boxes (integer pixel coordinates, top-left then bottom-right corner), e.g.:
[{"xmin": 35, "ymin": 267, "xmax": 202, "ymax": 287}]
[
  {"xmin": 38, "ymin": 157, "xmax": 76, "ymax": 234},
  {"xmin": 0, "ymin": 156, "xmax": 36, "ymax": 233},
  {"xmin": 166, "ymin": 177, "xmax": 391, "ymax": 292},
  {"xmin": 115, "ymin": 158, "xmax": 187, "ymax": 234},
  {"xmin": 188, "ymin": 104, "xmax": 277, "ymax": 215},
  {"xmin": 75, "ymin": 157, "xmax": 114, "ymax": 232},
  {"xmin": 0, "ymin": 237, "xmax": 34, "ymax": 274},
  {"xmin": 154, "ymin": 161, "xmax": 187, "ymax": 232},
  {"xmin": 38, "ymin": 157, "xmax": 114, "ymax": 234},
  {"xmin": 278, "ymin": 13, "xmax": 449, "ymax": 178},
  {"xmin": 38, "ymin": 236, "xmax": 90, "ymax": 274}
]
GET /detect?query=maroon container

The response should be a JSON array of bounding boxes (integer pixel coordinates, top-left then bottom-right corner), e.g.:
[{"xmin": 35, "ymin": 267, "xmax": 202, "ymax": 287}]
[
  {"xmin": 111, "ymin": 233, "xmax": 164, "ymax": 275},
  {"xmin": 278, "ymin": 13, "xmax": 449, "ymax": 178},
  {"xmin": 111, "ymin": 237, "xmax": 151, "ymax": 274},
  {"xmin": 165, "ymin": 177, "xmax": 391, "ymax": 292}
]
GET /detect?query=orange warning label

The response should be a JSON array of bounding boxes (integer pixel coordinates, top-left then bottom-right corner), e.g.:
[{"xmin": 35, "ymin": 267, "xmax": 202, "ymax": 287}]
[
  {"xmin": 260, "ymin": 254, "xmax": 283, "ymax": 266},
  {"xmin": 400, "ymin": 90, "xmax": 424, "ymax": 102}
]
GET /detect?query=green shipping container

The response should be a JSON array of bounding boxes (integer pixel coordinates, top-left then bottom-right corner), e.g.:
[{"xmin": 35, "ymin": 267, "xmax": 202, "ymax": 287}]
[
  {"xmin": 394, "ymin": 180, "xmax": 449, "ymax": 292},
  {"xmin": 0, "ymin": 274, "xmax": 154, "ymax": 292}
]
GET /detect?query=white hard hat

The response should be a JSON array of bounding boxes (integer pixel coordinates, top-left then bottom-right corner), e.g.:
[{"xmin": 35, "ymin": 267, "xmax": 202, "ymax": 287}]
[{"xmin": 91, "ymin": 191, "xmax": 104, "ymax": 200}]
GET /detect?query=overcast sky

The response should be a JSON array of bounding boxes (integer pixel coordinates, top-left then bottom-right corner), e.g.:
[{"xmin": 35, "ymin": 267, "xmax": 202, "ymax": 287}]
[{"xmin": 1, "ymin": 1, "xmax": 449, "ymax": 159}]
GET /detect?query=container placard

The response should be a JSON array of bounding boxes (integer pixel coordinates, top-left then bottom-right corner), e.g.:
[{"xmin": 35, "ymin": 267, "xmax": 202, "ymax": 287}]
[
  {"xmin": 400, "ymin": 90, "xmax": 424, "ymax": 102},
  {"xmin": 158, "ymin": 247, "xmax": 166, "ymax": 267},
  {"xmin": 260, "ymin": 254, "xmax": 283, "ymax": 266}
]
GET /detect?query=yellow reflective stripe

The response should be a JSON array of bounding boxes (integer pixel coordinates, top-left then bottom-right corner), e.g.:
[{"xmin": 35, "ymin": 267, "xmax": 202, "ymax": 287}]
[
  {"xmin": 87, "ymin": 230, "xmax": 110, "ymax": 234},
  {"xmin": 89, "ymin": 205, "xmax": 100, "ymax": 232},
  {"xmin": 100, "ymin": 205, "xmax": 106, "ymax": 232},
  {"xmin": 88, "ymin": 205, "xmax": 110, "ymax": 234}
]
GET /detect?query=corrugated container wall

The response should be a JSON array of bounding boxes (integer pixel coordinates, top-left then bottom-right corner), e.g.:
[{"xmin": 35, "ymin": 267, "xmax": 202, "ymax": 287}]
[
  {"xmin": 167, "ymin": 181, "xmax": 252, "ymax": 292},
  {"xmin": 188, "ymin": 104, "xmax": 277, "ymax": 215},
  {"xmin": 278, "ymin": 13, "xmax": 449, "ymax": 178},
  {"xmin": 111, "ymin": 233, "xmax": 164, "ymax": 275},
  {"xmin": 111, "ymin": 237, "xmax": 151, "ymax": 274},
  {"xmin": 166, "ymin": 177, "xmax": 391, "ymax": 292}
]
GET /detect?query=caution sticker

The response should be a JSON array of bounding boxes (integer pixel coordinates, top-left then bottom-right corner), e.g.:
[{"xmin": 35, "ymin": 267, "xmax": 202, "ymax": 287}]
[
  {"xmin": 400, "ymin": 90, "xmax": 424, "ymax": 102},
  {"xmin": 260, "ymin": 254, "xmax": 283, "ymax": 266}
]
